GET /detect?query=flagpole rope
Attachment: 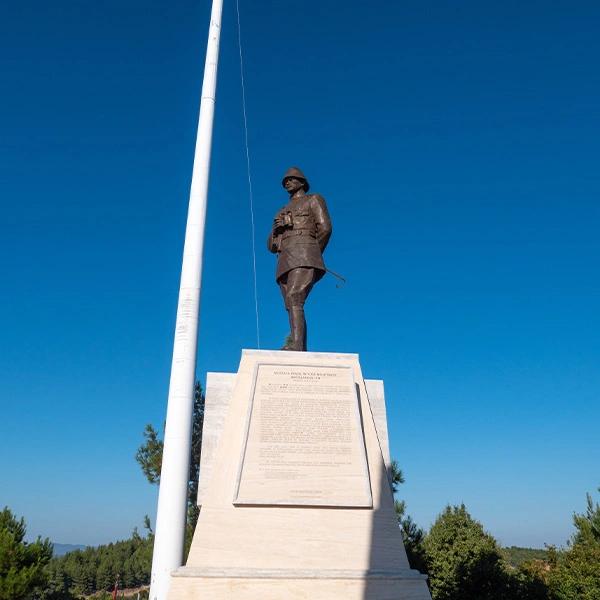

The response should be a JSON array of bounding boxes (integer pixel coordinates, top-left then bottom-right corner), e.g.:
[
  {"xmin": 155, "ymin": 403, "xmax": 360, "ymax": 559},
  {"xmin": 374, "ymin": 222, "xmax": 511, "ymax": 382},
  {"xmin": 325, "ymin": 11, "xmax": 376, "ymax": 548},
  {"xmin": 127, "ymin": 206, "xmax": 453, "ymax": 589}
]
[{"xmin": 235, "ymin": 0, "xmax": 261, "ymax": 349}]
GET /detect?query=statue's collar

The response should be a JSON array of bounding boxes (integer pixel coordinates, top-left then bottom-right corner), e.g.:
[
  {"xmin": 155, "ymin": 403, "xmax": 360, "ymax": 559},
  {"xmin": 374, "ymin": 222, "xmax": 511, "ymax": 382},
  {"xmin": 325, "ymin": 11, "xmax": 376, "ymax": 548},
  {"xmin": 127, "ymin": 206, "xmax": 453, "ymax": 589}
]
[{"xmin": 289, "ymin": 192, "xmax": 307, "ymax": 203}]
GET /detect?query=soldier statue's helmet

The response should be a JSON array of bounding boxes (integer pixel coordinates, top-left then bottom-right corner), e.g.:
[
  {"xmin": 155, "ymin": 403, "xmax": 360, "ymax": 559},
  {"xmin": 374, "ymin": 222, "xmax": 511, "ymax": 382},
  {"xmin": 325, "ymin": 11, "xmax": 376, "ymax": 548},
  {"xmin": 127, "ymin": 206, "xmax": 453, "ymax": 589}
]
[{"xmin": 282, "ymin": 166, "xmax": 310, "ymax": 192}]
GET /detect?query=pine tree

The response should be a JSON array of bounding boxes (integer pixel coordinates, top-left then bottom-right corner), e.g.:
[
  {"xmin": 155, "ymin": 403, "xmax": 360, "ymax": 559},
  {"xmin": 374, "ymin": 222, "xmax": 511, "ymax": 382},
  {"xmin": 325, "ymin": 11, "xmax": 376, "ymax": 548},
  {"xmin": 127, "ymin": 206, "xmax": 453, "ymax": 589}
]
[
  {"xmin": 389, "ymin": 461, "xmax": 428, "ymax": 573},
  {"xmin": 0, "ymin": 507, "xmax": 52, "ymax": 600},
  {"xmin": 547, "ymin": 487, "xmax": 600, "ymax": 600},
  {"xmin": 423, "ymin": 504, "xmax": 509, "ymax": 600},
  {"xmin": 136, "ymin": 381, "xmax": 205, "ymax": 556},
  {"xmin": 572, "ymin": 486, "xmax": 600, "ymax": 546}
]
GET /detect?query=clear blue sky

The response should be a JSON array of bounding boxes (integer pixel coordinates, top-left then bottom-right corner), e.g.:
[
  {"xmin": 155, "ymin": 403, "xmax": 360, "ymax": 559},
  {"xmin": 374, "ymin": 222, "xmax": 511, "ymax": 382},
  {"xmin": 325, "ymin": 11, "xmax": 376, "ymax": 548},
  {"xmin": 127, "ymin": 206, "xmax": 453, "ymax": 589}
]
[{"xmin": 1, "ymin": 0, "xmax": 599, "ymax": 549}]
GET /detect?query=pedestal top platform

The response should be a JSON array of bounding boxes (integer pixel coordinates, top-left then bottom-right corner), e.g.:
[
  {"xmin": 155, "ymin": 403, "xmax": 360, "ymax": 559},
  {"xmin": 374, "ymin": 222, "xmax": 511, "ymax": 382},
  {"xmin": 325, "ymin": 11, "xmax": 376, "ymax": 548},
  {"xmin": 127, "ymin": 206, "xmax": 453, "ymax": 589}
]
[{"xmin": 241, "ymin": 349, "xmax": 359, "ymax": 360}]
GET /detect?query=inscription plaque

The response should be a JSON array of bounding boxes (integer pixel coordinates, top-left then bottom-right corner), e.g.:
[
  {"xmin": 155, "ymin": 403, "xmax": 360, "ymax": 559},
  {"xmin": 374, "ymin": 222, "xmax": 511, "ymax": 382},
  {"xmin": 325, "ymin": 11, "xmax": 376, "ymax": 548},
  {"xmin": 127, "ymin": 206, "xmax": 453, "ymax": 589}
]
[{"xmin": 234, "ymin": 364, "xmax": 372, "ymax": 507}]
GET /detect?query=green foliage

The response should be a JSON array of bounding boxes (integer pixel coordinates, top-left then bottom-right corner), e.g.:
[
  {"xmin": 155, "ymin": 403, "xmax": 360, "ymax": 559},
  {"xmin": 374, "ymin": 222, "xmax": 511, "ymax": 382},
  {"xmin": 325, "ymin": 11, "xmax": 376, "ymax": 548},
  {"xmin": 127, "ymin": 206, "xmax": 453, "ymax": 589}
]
[
  {"xmin": 423, "ymin": 504, "xmax": 509, "ymax": 600},
  {"xmin": 502, "ymin": 546, "xmax": 549, "ymax": 568},
  {"xmin": 44, "ymin": 526, "xmax": 153, "ymax": 598},
  {"xmin": 390, "ymin": 464, "xmax": 427, "ymax": 573},
  {"xmin": 545, "ymin": 487, "xmax": 600, "ymax": 600},
  {"xmin": 396, "ymin": 501, "xmax": 428, "ymax": 574},
  {"xmin": 389, "ymin": 460, "xmax": 404, "ymax": 494},
  {"xmin": 571, "ymin": 487, "xmax": 600, "ymax": 546},
  {"xmin": 0, "ymin": 507, "xmax": 53, "ymax": 600},
  {"xmin": 506, "ymin": 557, "xmax": 552, "ymax": 600},
  {"xmin": 547, "ymin": 543, "xmax": 600, "ymax": 600},
  {"xmin": 135, "ymin": 425, "xmax": 163, "ymax": 485},
  {"xmin": 186, "ymin": 382, "xmax": 204, "ymax": 550},
  {"xmin": 136, "ymin": 381, "xmax": 204, "ymax": 559}
]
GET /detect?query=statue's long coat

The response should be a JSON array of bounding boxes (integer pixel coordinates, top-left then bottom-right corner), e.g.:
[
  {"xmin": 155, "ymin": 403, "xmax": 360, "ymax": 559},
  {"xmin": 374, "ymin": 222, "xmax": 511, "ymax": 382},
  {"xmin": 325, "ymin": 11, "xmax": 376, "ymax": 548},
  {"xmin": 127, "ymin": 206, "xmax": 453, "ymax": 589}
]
[{"xmin": 267, "ymin": 193, "xmax": 332, "ymax": 282}]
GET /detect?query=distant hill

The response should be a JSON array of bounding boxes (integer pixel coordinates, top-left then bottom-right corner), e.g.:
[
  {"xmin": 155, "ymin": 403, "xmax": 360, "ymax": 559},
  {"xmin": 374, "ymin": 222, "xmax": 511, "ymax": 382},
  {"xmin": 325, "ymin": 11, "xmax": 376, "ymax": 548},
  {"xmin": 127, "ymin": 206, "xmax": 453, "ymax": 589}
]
[
  {"xmin": 502, "ymin": 546, "xmax": 549, "ymax": 567},
  {"xmin": 52, "ymin": 543, "xmax": 87, "ymax": 556}
]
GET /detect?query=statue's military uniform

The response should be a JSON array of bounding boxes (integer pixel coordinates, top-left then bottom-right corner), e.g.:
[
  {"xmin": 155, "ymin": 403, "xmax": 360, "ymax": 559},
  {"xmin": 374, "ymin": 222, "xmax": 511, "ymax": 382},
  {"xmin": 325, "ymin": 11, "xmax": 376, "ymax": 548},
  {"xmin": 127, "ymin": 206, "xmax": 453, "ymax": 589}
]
[{"xmin": 268, "ymin": 167, "xmax": 332, "ymax": 351}]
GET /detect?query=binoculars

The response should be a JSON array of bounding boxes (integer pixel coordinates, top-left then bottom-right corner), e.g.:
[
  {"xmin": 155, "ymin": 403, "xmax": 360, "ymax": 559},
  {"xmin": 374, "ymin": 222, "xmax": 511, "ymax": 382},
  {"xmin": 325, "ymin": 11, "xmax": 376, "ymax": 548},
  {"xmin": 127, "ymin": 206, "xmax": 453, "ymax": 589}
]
[{"xmin": 275, "ymin": 211, "xmax": 293, "ymax": 231}]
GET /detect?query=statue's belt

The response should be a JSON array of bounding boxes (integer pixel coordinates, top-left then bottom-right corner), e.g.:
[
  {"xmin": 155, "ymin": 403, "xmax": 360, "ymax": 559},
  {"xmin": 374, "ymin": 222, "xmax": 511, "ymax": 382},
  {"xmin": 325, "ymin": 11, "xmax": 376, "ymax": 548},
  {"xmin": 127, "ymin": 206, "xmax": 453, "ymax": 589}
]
[{"xmin": 281, "ymin": 228, "xmax": 315, "ymax": 240}]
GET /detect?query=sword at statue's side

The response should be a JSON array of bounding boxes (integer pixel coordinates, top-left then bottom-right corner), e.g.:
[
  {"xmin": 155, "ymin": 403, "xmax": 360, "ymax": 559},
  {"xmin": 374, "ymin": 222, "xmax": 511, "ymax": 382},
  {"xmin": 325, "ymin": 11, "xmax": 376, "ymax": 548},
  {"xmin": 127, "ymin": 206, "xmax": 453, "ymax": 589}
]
[{"xmin": 149, "ymin": 1, "xmax": 223, "ymax": 599}]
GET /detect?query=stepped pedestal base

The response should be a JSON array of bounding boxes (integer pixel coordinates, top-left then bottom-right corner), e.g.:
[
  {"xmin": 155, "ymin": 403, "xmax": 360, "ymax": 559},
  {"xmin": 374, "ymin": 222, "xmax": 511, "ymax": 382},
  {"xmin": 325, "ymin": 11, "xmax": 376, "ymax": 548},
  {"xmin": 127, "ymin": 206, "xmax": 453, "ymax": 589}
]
[{"xmin": 171, "ymin": 567, "xmax": 429, "ymax": 599}]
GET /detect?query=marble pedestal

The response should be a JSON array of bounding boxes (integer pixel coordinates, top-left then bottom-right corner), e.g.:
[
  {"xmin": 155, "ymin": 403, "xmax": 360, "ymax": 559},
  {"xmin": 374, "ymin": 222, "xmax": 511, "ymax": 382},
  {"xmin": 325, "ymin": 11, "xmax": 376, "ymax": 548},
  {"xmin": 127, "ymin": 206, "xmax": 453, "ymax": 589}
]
[{"xmin": 168, "ymin": 350, "xmax": 431, "ymax": 599}]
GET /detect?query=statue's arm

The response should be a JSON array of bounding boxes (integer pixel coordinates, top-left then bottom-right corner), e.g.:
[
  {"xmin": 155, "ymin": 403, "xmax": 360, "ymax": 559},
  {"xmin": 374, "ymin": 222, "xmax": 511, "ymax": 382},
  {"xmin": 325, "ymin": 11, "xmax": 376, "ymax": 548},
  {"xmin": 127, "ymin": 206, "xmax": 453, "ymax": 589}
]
[
  {"xmin": 267, "ymin": 230, "xmax": 277, "ymax": 253},
  {"xmin": 267, "ymin": 207, "xmax": 284, "ymax": 253},
  {"xmin": 312, "ymin": 194, "xmax": 332, "ymax": 251}
]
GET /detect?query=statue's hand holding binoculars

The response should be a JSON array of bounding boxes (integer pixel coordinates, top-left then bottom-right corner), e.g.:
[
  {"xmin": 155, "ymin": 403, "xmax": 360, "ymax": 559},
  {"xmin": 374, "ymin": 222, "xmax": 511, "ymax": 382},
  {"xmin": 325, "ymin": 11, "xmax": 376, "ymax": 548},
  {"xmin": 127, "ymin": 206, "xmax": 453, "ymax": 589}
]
[{"xmin": 273, "ymin": 211, "xmax": 293, "ymax": 233}]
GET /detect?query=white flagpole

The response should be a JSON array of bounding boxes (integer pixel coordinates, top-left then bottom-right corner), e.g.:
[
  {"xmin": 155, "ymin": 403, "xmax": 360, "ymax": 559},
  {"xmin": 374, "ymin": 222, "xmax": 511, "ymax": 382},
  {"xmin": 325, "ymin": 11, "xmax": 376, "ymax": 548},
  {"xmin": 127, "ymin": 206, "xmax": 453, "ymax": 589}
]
[{"xmin": 149, "ymin": 0, "xmax": 223, "ymax": 598}]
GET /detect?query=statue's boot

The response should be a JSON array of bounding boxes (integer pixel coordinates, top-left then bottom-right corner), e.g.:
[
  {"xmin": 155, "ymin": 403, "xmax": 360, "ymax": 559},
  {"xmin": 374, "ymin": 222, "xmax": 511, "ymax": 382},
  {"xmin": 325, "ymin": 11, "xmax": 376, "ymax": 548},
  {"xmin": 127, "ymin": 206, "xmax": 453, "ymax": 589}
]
[
  {"xmin": 302, "ymin": 309, "xmax": 307, "ymax": 350},
  {"xmin": 281, "ymin": 306, "xmax": 306, "ymax": 351},
  {"xmin": 280, "ymin": 308, "xmax": 294, "ymax": 350}
]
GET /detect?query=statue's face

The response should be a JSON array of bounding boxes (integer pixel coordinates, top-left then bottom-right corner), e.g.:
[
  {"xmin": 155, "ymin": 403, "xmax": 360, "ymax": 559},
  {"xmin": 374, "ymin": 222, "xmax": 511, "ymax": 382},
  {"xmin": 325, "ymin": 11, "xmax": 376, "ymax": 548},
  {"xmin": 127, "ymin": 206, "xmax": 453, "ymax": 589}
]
[{"xmin": 283, "ymin": 177, "xmax": 305, "ymax": 194}]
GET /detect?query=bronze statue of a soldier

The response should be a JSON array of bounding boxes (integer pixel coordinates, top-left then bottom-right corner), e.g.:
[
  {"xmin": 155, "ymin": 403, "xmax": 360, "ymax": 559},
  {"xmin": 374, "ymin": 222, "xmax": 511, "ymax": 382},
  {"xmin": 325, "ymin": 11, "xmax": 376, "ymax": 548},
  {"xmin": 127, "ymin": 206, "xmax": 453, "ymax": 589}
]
[{"xmin": 268, "ymin": 167, "xmax": 332, "ymax": 351}]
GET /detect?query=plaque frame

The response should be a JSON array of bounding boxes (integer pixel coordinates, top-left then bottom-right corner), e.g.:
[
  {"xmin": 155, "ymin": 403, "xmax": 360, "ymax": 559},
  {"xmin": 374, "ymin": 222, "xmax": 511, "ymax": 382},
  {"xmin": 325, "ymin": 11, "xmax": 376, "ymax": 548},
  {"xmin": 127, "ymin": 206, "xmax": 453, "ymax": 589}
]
[{"xmin": 232, "ymin": 362, "xmax": 373, "ymax": 508}]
